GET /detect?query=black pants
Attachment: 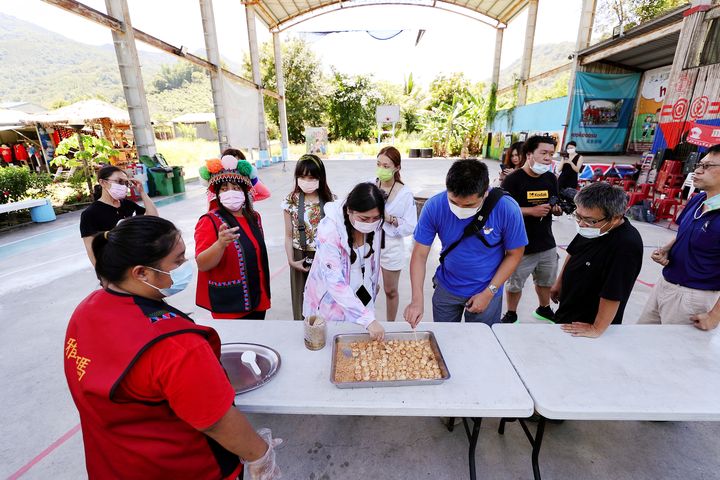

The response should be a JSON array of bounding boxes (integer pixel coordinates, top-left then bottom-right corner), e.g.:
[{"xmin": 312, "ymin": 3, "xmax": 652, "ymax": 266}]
[{"xmin": 243, "ymin": 310, "xmax": 266, "ymax": 320}]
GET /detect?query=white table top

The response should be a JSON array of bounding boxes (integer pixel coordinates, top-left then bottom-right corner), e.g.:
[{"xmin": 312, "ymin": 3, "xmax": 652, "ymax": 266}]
[
  {"xmin": 493, "ymin": 324, "xmax": 720, "ymax": 421},
  {"xmin": 205, "ymin": 320, "xmax": 534, "ymax": 418}
]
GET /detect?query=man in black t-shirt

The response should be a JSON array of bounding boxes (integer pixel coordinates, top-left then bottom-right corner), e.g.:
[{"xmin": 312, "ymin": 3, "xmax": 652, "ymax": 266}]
[
  {"xmin": 501, "ymin": 136, "xmax": 562, "ymax": 323},
  {"xmin": 552, "ymin": 182, "xmax": 643, "ymax": 338}
]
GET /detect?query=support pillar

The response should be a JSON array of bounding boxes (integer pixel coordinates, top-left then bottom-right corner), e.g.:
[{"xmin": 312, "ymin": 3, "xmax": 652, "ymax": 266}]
[
  {"xmin": 273, "ymin": 32, "xmax": 289, "ymax": 161},
  {"xmin": 199, "ymin": 0, "xmax": 230, "ymax": 152},
  {"xmin": 517, "ymin": 0, "xmax": 538, "ymax": 106},
  {"xmin": 562, "ymin": 0, "xmax": 598, "ymax": 146},
  {"xmin": 105, "ymin": 0, "xmax": 156, "ymax": 157},
  {"xmin": 491, "ymin": 27, "xmax": 504, "ymax": 89},
  {"xmin": 245, "ymin": 4, "xmax": 269, "ymax": 161}
]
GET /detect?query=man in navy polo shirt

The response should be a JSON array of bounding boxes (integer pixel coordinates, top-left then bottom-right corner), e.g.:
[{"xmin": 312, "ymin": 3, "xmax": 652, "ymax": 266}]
[
  {"xmin": 404, "ymin": 159, "xmax": 527, "ymax": 326},
  {"xmin": 639, "ymin": 144, "xmax": 720, "ymax": 331}
]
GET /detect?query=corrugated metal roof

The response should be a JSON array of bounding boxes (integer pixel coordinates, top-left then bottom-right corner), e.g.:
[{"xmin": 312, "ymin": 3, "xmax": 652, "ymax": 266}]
[
  {"xmin": 253, "ymin": 0, "xmax": 528, "ymax": 30},
  {"xmin": 604, "ymin": 32, "xmax": 680, "ymax": 70}
]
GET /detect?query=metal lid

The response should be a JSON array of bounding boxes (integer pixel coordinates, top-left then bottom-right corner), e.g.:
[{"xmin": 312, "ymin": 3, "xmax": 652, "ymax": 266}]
[{"xmin": 220, "ymin": 343, "xmax": 281, "ymax": 394}]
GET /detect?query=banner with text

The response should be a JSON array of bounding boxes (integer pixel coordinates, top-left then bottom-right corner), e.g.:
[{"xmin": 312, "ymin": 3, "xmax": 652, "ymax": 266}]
[
  {"xmin": 567, "ymin": 72, "xmax": 641, "ymax": 153},
  {"xmin": 628, "ymin": 65, "xmax": 671, "ymax": 153}
]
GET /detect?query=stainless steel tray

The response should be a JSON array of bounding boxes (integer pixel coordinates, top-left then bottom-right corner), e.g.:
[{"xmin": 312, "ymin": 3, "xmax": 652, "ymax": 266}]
[
  {"xmin": 221, "ymin": 343, "xmax": 281, "ymax": 394},
  {"xmin": 331, "ymin": 331, "xmax": 451, "ymax": 388}
]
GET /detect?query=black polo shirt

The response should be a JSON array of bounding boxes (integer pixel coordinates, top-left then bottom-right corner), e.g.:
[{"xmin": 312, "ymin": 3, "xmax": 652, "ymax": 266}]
[
  {"xmin": 556, "ymin": 218, "xmax": 643, "ymax": 325},
  {"xmin": 80, "ymin": 199, "xmax": 145, "ymax": 237}
]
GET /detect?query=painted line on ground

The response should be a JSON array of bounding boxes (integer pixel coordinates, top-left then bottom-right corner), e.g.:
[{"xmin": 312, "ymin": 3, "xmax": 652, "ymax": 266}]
[
  {"xmin": 6, "ymin": 423, "xmax": 81, "ymax": 480},
  {"xmin": 0, "ymin": 252, "xmax": 85, "ymax": 281},
  {"xmin": 0, "ymin": 224, "xmax": 75, "ymax": 249},
  {"xmin": 270, "ymin": 263, "xmax": 289, "ymax": 280}
]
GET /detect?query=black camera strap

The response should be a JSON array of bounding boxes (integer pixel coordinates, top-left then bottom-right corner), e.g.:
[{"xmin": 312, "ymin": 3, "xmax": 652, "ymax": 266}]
[{"xmin": 439, "ymin": 188, "xmax": 507, "ymax": 265}]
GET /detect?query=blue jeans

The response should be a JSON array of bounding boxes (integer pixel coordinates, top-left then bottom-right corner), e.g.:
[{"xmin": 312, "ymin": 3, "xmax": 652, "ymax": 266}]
[{"xmin": 432, "ymin": 278, "xmax": 503, "ymax": 325}]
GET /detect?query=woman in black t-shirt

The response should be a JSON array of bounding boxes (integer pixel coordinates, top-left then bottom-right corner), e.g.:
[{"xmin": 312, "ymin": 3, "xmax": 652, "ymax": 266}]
[
  {"xmin": 80, "ymin": 165, "xmax": 158, "ymax": 265},
  {"xmin": 557, "ymin": 141, "xmax": 584, "ymax": 190}
]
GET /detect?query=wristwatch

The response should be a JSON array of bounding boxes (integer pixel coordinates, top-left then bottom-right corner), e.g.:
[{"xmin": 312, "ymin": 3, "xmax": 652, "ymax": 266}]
[{"xmin": 487, "ymin": 284, "xmax": 499, "ymax": 295}]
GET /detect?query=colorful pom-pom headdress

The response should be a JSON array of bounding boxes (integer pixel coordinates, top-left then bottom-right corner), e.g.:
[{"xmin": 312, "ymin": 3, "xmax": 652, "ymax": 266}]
[{"xmin": 199, "ymin": 155, "xmax": 253, "ymax": 192}]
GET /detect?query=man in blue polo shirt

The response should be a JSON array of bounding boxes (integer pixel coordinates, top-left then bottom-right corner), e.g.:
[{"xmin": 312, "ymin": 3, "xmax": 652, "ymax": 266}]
[
  {"xmin": 404, "ymin": 159, "xmax": 527, "ymax": 326},
  {"xmin": 639, "ymin": 144, "xmax": 720, "ymax": 331}
]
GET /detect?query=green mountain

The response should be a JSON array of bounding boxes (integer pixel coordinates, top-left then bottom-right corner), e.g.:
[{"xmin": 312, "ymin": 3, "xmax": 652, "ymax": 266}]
[
  {"xmin": 497, "ymin": 41, "xmax": 575, "ymax": 88},
  {"xmin": 0, "ymin": 12, "xmax": 170, "ymax": 109}
]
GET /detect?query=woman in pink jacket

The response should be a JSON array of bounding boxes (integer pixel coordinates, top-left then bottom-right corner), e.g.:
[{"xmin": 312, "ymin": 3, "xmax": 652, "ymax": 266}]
[{"xmin": 302, "ymin": 183, "xmax": 386, "ymax": 340}]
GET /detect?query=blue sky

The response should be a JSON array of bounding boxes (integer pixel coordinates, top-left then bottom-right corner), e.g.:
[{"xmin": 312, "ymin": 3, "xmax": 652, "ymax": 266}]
[{"xmin": 2, "ymin": 0, "xmax": 582, "ymax": 87}]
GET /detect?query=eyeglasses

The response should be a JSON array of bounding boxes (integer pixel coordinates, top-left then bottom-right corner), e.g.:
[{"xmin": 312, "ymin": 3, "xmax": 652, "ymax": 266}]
[
  {"xmin": 571, "ymin": 212, "xmax": 607, "ymax": 226},
  {"xmin": 695, "ymin": 162, "xmax": 720, "ymax": 172}
]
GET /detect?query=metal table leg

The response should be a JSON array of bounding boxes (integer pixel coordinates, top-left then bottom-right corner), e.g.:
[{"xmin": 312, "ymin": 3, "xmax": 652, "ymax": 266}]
[
  {"xmin": 462, "ymin": 417, "xmax": 482, "ymax": 480},
  {"xmin": 517, "ymin": 417, "xmax": 546, "ymax": 480}
]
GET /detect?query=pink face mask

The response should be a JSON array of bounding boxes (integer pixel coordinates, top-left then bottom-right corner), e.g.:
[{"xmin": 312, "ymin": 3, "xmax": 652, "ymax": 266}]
[
  {"xmin": 108, "ymin": 183, "xmax": 128, "ymax": 200},
  {"xmin": 219, "ymin": 189, "xmax": 246, "ymax": 211}
]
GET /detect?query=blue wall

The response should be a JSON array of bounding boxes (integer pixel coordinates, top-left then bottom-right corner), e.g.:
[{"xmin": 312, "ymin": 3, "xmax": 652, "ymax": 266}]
[{"xmin": 491, "ymin": 96, "xmax": 569, "ymax": 133}]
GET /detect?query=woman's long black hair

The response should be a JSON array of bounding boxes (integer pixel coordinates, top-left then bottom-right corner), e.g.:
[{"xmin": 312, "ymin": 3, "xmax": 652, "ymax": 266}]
[
  {"xmin": 292, "ymin": 154, "xmax": 334, "ymax": 203},
  {"xmin": 343, "ymin": 182, "xmax": 385, "ymax": 264},
  {"xmin": 92, "ymin": 216, "xmax": 180, "ymax": 282},
  {"xmin": 93, "ymin": 165, "xmax": 124, "ymax": 201}
]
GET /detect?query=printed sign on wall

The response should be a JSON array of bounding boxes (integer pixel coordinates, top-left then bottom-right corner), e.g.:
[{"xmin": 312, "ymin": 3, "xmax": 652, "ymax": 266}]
[{"xmin": 567, "ymin": 72, "xmax": 641, "ymax": 153}]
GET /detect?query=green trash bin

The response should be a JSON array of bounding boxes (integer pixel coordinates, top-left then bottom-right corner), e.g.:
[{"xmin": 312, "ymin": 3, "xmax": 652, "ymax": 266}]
[
  {"xmin": 171, "ymin": 166, "xmax": 185, "ymax": 193},
  {"xmin": 148, "ymin": 167, "xmax": 173, "ymax": 197}
]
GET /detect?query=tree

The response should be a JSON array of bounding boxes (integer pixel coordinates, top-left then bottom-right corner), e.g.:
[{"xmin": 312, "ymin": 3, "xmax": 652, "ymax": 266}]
[
  {"xmin": 428, "ymin": 73, "xmax": 472, "ymax": 110},
  {"xmin": 594, "ymin": 0, "xmax": 685, "ymax": 39},
  {"xmin": 245, "ymin": 38, "xmax": 327, "ymax": 143},
  {"xmin": 326, "ymin": 70, "xmax": 382, "ymax": 142},
  {"xmin": 152, "ymin": 62, "xmax": 205, "ymax": 93},
  {"xmin": 421, "ymin": 73, "xmax": 486, "ymax": 157}
]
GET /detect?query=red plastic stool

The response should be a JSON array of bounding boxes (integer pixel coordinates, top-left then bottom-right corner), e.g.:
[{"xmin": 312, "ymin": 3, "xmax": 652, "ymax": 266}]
[
  {"xmin": 653, "ymin": 197, "xmax": 681, "ymax": 221},
  {"xmin": 622, "ymin": 179, "xmax": 636, "ymax": 191},
  {"xmin": 628, "ymin": 183, "xmax": 653, "ymax": 207}
]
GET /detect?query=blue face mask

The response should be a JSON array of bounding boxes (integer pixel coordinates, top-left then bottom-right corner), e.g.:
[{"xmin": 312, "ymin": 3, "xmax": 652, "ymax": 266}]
[
  {"xmin": 703, "ymin": 193, "xmax": 720, "ymax": 212},
  {"xmin": 144, "ymin": 262, "xmax": 194, "ymax": 297}
]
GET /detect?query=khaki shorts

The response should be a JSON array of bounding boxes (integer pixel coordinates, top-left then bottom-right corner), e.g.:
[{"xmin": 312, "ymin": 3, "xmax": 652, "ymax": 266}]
[
  {"xmin": 506, "ymin": 247, "xmax": 559, "ymax": 293},
  {"xmin": 637, "ymin": 276, "xmax": 720, "ymax": 325}
]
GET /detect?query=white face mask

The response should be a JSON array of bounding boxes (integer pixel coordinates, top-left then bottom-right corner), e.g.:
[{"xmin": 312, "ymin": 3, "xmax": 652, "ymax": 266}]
[
  {"xmin": 567, "ymin": 147, "xmax": 576, "ymax": 155},
  {"xmin": 530, "ymin": 161, "xmax": 552, "ymax": 175},
  {"xmin": 575, "ymin": 219, "xmax": 611, "ymax": 239},
  {"xmin": 219, "ymin": 189, "xmax": 246, "ymax": 211},
  {"xmin": 108, "ymin": 182, "xmax": 128, "ymax": 200},
  {"xmin": 448, "ymin": 199, "xmax": 480, "ymax": 220},
  {"xmin": 298, "ymin": 178, "xmax": 319, "ymax": 194},
  {"xmin": 351, "ymin": 218, "xmax": 381, "ymax": 233}
]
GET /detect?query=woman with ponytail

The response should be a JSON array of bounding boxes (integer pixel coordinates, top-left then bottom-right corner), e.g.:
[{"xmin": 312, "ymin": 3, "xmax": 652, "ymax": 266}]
[
  {"xmin": 80, "ymin": 165, "xmax": 158, "ymax": 265},
  {"xmin": 302, "ymin": 182, "xmax": 386, "ymax": 340},
  {"xmin": 195, "ymin": 157, "xmax": 271, "ymax": 319},
  {"xmin": 66, "ymin": 216, "xmax": 281, "ymax": 479}
]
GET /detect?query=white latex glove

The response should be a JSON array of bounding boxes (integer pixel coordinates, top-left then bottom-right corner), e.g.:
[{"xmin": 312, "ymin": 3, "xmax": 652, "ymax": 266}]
[{"xmin": 244, "ymin": 428, "xmax": 282, "ymax": 479}]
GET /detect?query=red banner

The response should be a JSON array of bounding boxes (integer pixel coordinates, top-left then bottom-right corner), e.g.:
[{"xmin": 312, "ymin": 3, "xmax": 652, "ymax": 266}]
[{"xmin": 686, "ymin": 122, "xmax": 720, "ymax": 148}]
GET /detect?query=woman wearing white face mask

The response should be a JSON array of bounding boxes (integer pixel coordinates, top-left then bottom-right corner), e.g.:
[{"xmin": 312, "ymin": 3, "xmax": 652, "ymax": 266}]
[
  {"xmin": 303, "ymin": 182, "xmax": 386, "ymax": 340},
  {"xmin": 195, "ymin": 158, "xmax": 271, "ymax": 320},
  {"xmin": 80, "ymin": 165, "xmax": 158, "ymax": 266},
  {"xmin": 282, "ymin": 154, "xmax": 336, "ymax": 320},
  {"xmin": 558, "ymin": 141, "xmax": 584, "ymax": 190}
]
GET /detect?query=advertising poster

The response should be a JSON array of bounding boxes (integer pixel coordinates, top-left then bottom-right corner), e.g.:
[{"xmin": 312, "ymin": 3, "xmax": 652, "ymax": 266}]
[
  {"xmin": 567, "ymin": 72, "xmax": 641, "ymax": 152},
  {"xmin": 304, "ymin": 127, "xmax": 328, "ymax": 158},
  {"xmin": 628, "ymin": 66, "xmax": 671, "ymax": 153}
]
